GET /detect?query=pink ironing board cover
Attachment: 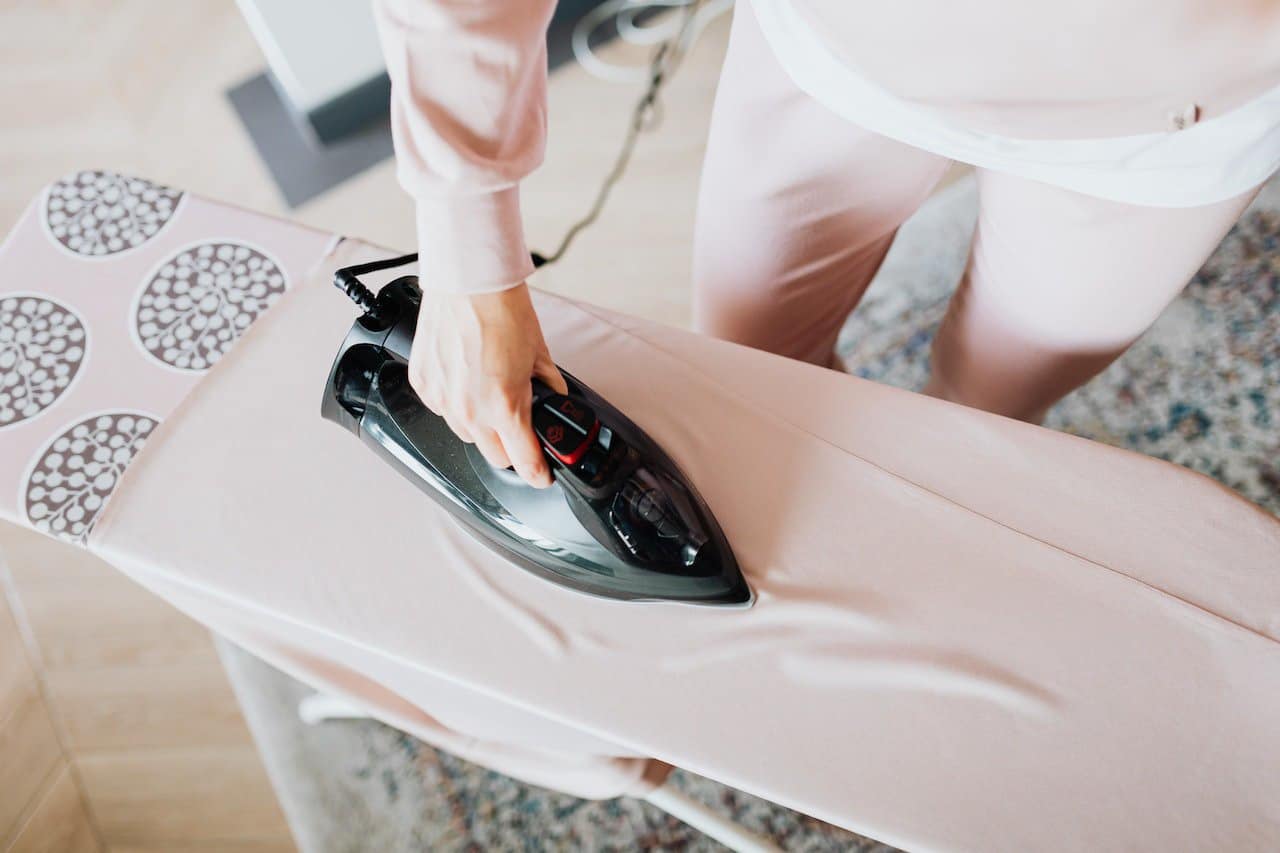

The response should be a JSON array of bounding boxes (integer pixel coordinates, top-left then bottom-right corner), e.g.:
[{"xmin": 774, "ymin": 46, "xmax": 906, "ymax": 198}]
[{"xmin": 3, "ymin": 175, "xmax": 1279, "ymax": 851}]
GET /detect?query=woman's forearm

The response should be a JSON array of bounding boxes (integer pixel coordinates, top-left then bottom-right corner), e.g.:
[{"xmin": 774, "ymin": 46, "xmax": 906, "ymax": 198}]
[{"xmin": 373, "ymin": 0, "xmax": 557, "ymax": 293}]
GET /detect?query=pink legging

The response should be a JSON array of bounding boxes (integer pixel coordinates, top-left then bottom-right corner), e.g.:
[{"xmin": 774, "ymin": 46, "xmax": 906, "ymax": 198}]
[{"xmin": 692, "ymin": 4, "xmax": 1262, "ymax": 423}]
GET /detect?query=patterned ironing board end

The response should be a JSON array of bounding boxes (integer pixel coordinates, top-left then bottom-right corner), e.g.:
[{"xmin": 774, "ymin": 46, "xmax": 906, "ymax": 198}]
[{"xmin": 0, "ymin": 171, "xmax": 336, "ymax": 544}]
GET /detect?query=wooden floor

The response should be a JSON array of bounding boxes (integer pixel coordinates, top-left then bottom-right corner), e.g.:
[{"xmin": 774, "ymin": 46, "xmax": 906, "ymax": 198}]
[
  {"xmin": 1, "ymin": 525, "xmax": 292, "ymax": 852},
  {"xmin": 0, "ymin": 2, "xmax": 740, "ymax": 850}
]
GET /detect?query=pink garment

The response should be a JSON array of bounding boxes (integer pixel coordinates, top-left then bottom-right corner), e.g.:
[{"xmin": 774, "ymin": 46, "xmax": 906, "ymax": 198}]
[
  {"xmin": 694, "ymin": 2, "xmax": 1263, "ymax": 422},
  {"xmin": 373, "ymin": 0, "xmax": 1280, "ymax": 294},
  {"xmin": 2, "ymin": 181, "xmax": 1279, "ymax": 849}
]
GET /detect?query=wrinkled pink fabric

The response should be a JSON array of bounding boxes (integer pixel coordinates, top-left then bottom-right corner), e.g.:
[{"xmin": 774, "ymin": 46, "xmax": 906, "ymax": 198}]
[
  {"xmin": 373, "ymin": 0, "xmax": 1280, "ymax": 293},
  {"xmin": 86, "ymin": 235, "xmax": 1280, "ymax": 850}
]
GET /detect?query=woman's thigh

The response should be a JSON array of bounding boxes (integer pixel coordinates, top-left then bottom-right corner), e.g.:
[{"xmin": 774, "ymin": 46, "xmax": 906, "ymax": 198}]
[
  {"xmin": 927, "ymin": 169, "xmax": 1261, "ymax": 421},
  {"xmin": 692, "ymin": 1, "xmax": 950, "ymax": 366}
]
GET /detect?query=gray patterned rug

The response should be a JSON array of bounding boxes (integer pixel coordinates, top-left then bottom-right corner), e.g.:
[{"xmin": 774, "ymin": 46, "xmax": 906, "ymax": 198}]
[
  {"xmin": 220, "ymin": 175, "xmax": 1277, "ymax": 853},
  {"xmin": 838, "ymin": 174, "xmax": 1279, "ymax": 516},
  {"xmin": 217, "ymin": 643, "xmax": 888, "ymax": 852}
]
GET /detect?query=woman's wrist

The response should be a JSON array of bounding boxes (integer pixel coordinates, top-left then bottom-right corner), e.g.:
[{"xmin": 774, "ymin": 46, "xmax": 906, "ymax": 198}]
[{"xmin": 413, "ymin": 188, "xmax": 533, "ymax": 294}]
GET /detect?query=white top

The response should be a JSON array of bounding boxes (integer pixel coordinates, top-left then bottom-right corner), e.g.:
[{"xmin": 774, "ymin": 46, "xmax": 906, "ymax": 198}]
[{"xmin": 750, "ymin": 0, "xmax": 1280, "ymax": 207}]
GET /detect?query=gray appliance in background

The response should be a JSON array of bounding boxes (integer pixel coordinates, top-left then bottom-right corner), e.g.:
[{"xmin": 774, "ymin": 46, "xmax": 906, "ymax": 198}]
[{"xmin": 230, "ymin": 0, "xmax": 617, "ymax": 207}]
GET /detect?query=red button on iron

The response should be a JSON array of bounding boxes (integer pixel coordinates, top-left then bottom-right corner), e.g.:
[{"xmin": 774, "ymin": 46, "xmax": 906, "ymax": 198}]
[{"xmin": 533, "ymin": 395, "xmax": 599, "ymax": 466}]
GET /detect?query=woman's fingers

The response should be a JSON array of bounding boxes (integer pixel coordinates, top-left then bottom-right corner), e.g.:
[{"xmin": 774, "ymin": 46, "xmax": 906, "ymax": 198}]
[
  {"xmin": 498, "ymin": 415, "xmax": 552, "ymax": 487},
  {"xmin": 404, "ymin": 283, "xmax": 563, "ymax": 488},
  {"xmin": 494, "ymin": 383, "xmax": 551, "ymax": 487},
  {"xmin": 442, "ymin": 413, "xmax": 474, "ymax": 445},
  {"xmin": 472, "ymin": 428, "xmax": 512, "ymax": 471}
]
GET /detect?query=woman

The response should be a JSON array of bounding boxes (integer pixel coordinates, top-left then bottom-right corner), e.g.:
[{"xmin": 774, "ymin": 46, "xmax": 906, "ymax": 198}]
[{"xmin": 373, "ymin": 0, "xmax": 1280, "ymax": 488}]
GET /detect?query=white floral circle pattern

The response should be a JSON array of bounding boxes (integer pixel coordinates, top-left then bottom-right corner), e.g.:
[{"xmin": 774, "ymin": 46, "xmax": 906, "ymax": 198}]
[
  {"xmin": 45, "ymin": 171, "xmax": 183, "ymax": 256},
  {"xmin": 24, "ymin": 412, "xmax": 156, "ymax": 544},
  {"xmin": 133, "ymin": 242, "xmax": 287, "ymax": 371},
  {"xmin": 0, "ymin": 295, "xmax": 87, "ymax": 428}
]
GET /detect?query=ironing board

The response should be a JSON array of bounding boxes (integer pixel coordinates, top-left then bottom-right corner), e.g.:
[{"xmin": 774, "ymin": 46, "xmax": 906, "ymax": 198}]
[{"xmin": 2, "ymin": 172, "xmax": 1278, "ymax": 852}]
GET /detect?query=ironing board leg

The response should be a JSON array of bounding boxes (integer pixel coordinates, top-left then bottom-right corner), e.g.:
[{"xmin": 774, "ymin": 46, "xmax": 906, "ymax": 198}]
[
  {"xmin": 298, "ymin": 692, "xmax": 370, "ymax": 724},
  {"xmin": 299, "ymin": 694, "xmax": 781, "ymax": 851},
  {"xmin": 644, "ymin": 781, "xmax": 783, "ymax": 853}
]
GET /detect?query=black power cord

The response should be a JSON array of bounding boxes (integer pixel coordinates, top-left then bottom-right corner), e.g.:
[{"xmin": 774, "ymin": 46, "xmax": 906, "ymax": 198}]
[
  {"xmin": 333, "ymin": 252, "xmax": 419, "ymax": 319},
  {"xmin": 532, "ymin": 0, "xmax": 704, "ymax": 267},
  {"xmin": 335, "ymin": 1, "xmax": 704, "ymax": 309}
]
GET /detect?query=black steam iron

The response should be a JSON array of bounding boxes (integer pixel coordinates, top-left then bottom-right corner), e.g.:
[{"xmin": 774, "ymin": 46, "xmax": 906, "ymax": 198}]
[{"xmin": 320, "ymin": 253, "xmax": 752, "ymax": 607}]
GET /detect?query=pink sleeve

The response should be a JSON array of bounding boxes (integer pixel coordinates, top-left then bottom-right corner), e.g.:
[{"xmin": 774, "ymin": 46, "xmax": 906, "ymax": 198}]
[{"xmin": 372, "ymin": 0, "xmax": 557, "ymax": 294}]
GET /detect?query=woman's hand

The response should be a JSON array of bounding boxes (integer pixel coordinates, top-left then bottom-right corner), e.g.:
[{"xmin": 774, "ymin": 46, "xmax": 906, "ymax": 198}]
[{"xmin": 409, "ymin": 282, "xmax": 568, "ymax": 488}]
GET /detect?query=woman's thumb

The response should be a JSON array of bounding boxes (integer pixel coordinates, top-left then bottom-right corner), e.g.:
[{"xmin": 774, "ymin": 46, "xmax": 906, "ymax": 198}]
[{"xmin": 534, "ymin": 353, "xmax": 569, "ymax": 395}]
